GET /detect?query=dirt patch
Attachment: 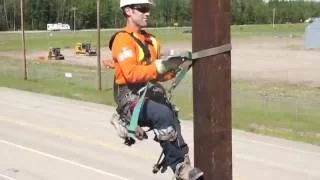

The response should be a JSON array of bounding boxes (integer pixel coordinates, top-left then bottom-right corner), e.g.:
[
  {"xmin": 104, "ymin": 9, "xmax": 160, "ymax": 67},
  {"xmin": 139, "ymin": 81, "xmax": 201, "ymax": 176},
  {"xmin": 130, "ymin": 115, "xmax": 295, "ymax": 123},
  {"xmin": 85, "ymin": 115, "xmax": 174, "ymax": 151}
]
[
  {"xmin": 231, "ymin": 37, "xmax": 320, "ymax": 87},
  {"xmin": 1, "ymin": 36, "xmax": 320, "ymax": 86}
]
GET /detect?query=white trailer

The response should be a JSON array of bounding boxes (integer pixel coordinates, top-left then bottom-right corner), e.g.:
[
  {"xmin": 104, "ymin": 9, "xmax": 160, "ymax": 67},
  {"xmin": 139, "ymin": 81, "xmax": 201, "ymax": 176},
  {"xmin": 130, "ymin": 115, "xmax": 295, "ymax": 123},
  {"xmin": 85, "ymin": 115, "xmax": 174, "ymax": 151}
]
[{"xmin": 47, "ymin": 23, "xmax": 71, "ymax": 31}]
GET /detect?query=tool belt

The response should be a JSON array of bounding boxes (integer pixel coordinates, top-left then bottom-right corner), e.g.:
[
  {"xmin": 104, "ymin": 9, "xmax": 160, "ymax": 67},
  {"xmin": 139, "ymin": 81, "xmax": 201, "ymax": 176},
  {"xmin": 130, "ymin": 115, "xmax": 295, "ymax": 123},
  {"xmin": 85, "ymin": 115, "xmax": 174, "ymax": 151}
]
[{"xmin": 115, "ymin": 82, "xmax": 169, "ymax": 123}]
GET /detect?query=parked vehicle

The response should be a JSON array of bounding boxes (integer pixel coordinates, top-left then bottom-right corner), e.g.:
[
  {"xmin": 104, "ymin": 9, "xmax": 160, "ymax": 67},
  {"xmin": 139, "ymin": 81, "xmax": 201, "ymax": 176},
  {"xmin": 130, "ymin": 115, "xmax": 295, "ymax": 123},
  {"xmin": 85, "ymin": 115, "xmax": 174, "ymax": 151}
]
[
  {"xmin": 47, "ymin": 23, "xmax": 70, "ymax": 31},
  {"xmin": 48, "ymin": 48, "xmax": 65, "ymax": 60},
  {"xmin": 74, "ymin": 42, "xmax": 97, "ymax": 56}
]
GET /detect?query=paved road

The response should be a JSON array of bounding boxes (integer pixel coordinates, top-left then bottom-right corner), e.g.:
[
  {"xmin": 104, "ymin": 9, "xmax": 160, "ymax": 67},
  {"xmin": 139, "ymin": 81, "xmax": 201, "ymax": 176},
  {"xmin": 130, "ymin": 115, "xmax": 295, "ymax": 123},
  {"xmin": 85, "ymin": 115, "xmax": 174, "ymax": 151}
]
[{"xmin": 0, "ymin": 87, "xmax": 319, "ymax": 180}]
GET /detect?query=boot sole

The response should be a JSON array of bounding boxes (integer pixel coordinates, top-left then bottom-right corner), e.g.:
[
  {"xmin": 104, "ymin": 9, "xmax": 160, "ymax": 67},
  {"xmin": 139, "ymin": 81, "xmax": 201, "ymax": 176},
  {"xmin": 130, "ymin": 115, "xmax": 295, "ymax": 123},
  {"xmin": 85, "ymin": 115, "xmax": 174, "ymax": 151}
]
[{"xmin": 189, "ymin": 168, "xmax": 204, "ymax": 180}]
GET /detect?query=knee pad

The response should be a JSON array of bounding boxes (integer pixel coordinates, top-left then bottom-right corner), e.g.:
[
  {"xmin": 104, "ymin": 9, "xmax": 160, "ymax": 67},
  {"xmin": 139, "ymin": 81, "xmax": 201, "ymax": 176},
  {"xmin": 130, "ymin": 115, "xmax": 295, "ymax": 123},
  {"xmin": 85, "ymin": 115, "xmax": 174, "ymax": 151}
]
[{"xmin": 154, "ymin": 126, "xmax": 177, "ymax": 141}]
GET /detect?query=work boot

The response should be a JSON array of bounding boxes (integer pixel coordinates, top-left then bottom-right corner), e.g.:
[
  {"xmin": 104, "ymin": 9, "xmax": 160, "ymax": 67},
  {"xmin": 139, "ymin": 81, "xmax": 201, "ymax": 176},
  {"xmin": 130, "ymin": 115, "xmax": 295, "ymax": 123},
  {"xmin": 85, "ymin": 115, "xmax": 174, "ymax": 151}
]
[
  {"xmin": 173, "ymin": 156, "xmax": 204, "ymax": 180},
  {"xmin": 110, "ymin": 112, "xmax": 128, "ymax": 139}
]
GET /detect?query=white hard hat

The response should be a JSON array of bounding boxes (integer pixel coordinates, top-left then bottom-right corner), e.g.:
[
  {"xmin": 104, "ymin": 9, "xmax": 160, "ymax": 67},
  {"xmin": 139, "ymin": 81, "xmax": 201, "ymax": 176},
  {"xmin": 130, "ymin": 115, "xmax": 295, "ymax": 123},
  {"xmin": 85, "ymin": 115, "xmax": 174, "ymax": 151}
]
[{"xmin": 120, "ymin": 0, "xmax": 154, "ymax": 8}]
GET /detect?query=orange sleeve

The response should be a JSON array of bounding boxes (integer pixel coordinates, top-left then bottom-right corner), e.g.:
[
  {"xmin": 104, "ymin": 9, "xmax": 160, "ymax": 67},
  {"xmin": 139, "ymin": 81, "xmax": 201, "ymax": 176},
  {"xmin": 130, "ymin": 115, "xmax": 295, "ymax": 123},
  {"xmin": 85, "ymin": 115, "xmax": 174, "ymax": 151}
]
[{"xmin": 112, "ymin": 33, "xmax": 158, "ymax": 84}]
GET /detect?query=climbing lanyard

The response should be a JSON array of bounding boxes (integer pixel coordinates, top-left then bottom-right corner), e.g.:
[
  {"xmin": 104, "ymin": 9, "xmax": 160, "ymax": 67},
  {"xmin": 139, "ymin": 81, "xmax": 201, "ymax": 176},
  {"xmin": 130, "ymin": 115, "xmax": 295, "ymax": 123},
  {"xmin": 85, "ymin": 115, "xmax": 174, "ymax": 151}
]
[{"xmin": 168, "ymin": 43, "xmax": 232, "ymax": 99}]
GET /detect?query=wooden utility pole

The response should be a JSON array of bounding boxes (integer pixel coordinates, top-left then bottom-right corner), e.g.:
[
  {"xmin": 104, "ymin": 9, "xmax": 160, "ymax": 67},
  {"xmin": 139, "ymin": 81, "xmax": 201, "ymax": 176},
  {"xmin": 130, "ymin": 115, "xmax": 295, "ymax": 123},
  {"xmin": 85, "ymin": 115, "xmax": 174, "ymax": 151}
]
[
  {"xmin": 71, "ymin": 7, "xmax": 77, "ymax": 32},
  {"xmin": 14, "ymin": 5, "xmax": 16, "ymax": 31},
  {"xmin": 272, "ymin": 8, "xmax": 276, "ymax": 29},
  {"xmin": 4, "ymin": 0, "xmax": 9, "ymax": 30},
  {"xmin": 21, "ymin": 0, "xmax": 27, "ymax": 80},
  {"xmin": 192, "ymin": 1, "xmax": 232, "ymax": 180},
  {"xmin": 96, "ymin": 0, "xmax": 102, "ymax": 91}
]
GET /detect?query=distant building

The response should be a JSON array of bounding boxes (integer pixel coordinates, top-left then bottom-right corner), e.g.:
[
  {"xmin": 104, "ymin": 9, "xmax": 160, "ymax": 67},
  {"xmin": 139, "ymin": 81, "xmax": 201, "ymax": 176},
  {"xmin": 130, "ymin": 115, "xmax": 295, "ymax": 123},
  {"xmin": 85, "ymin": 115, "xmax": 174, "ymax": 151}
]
[{"xmin": 304, "ymin": 17, "xmax": 320, "ymax": 49}]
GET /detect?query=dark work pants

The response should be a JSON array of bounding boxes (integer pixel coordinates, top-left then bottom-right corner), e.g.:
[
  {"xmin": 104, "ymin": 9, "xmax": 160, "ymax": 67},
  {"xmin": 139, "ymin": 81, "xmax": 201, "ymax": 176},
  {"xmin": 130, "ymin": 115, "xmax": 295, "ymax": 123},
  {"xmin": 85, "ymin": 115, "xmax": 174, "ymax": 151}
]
[{"xmin": 138, "ymin": 99, "xmax": 188, "ymax": 172}]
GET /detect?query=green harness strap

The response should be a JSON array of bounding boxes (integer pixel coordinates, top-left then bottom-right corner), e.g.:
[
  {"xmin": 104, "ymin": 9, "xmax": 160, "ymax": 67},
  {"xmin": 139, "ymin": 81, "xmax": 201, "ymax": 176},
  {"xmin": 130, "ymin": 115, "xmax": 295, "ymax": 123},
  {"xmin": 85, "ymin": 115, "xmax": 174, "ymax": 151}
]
[
  {"xmin": 171, "ymin": 62, "xmax": 191, "ymax": 90},
  {"xmin": 127, "ymin": 63, "xmax": 192, "ymax": 138},
  {"xmin": 127, "ymin": 53, "xmax": 193, "ymax": 138},
  {"xmin": 127, "ymin": 83, "xmax": 150, "ymax": 138}
]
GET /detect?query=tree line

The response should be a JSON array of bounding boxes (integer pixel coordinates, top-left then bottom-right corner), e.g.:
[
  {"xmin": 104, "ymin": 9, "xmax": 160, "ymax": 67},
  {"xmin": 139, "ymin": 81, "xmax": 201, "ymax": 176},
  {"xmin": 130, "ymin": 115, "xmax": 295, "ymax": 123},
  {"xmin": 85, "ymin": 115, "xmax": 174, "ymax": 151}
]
[{"xmin": 1, "ymin": 0, "xmax": 320, "ymax": 31}]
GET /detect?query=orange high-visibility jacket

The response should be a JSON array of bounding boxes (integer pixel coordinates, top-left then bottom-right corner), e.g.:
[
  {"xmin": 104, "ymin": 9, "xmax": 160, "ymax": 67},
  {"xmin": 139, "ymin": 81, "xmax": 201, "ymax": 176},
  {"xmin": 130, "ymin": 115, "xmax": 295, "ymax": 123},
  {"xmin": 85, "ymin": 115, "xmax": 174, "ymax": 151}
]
[{"xmin": 111, "ymin": 26, "xmax": 174, "ymax": 85}]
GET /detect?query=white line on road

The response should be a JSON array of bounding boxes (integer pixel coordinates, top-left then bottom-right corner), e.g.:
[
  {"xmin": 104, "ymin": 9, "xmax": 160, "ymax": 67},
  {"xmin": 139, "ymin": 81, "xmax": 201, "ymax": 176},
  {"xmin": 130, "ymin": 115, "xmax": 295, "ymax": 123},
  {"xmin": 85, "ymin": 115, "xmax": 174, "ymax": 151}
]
[
  {"xmin": 0, "ymin": 139, "xmax": 131, "ymax": 180},
  {"xmin": 0, "ymin": 116, "xmax": 156, "ymax": 161},
  {"xmin": 0, "ymin": 174, "xmax": 16, "ymax": 180}
]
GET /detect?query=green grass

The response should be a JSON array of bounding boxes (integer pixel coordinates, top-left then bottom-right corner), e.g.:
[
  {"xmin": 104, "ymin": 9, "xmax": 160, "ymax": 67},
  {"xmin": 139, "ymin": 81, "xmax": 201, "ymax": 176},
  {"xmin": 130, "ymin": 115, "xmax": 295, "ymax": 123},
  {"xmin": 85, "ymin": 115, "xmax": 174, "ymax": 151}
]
[
  {"xmin": 0, "ymin": 23, "xmax": 307, "ymax": 51},
  {"xmin": 0, "ymin": 58, "xmax": 116, "ymax": 105},
  {"xmin": 1, "ymin": 57, "xmax": 320, "ymax": 145},
  {"xmin": 231, "ymin": 23, "xmax": 307, "ymax": 37},
  {"xmin": 233, "ymin": 93, "xmax": 320, "ymax": 144},
  {"xmin": 0, "ymin": 28, "xmax": 192, "ymax": 51}
]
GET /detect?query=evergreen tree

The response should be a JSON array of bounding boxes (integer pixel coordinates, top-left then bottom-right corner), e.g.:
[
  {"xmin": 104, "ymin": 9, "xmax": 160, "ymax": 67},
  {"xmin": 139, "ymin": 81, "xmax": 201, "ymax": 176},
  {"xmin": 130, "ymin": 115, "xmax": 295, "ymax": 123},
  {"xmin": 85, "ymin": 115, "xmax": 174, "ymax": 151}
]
[{"xmin": 1, "ymin": 0, "xmax": 320, "ymax": 30}]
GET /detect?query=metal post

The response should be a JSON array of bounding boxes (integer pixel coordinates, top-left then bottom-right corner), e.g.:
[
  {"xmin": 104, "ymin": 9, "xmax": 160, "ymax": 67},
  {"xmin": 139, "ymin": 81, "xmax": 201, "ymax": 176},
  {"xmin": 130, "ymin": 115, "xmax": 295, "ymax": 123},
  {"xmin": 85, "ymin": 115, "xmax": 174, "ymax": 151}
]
[
  {"xmin": 21, "ymin": 0, "xmax": 27, "ymax": 80},
  {"xmin": 192, "ymin": 1, "xmax": 232, "ymax": 180},
  {"xmin": 96, "ymin": 0, "xmax": 102, "ymax": 91}
]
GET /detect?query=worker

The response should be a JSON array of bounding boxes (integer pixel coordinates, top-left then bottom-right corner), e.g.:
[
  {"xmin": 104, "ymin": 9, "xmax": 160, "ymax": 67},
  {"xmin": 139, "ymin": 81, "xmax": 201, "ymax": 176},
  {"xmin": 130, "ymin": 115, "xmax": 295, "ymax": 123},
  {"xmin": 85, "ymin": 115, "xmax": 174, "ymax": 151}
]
[{"xmin": 108, "ymin": 0, "xmax": 203, "ymax": 179}]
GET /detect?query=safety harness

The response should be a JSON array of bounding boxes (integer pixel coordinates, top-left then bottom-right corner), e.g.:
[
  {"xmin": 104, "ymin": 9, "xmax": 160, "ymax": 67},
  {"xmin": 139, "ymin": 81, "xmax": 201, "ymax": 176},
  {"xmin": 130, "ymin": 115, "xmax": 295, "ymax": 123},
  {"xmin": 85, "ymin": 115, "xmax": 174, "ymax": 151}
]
[
  {"xmin": 109, "ymin": 30, "xmax": 161, "ymax": 145},
  {"xmin": 110, "ymin": 30, "xmax": 233, "ymax": 144}
]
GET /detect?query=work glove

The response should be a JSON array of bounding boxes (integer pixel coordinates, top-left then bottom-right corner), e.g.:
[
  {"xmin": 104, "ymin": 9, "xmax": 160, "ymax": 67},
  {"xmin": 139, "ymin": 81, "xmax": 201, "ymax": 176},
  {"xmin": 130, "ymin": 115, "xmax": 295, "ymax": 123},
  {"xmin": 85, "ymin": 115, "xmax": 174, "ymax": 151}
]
[
  {"xmin": 155, "ymin": 56, "xmax": 183, "ymax": 74},
  {"xmin": 155, "ymin": 50, "xmax": 192, "ymax": 75},
  {"xmin": 135, "ymin": 126, "xmax": 148, "ymax": 140}
]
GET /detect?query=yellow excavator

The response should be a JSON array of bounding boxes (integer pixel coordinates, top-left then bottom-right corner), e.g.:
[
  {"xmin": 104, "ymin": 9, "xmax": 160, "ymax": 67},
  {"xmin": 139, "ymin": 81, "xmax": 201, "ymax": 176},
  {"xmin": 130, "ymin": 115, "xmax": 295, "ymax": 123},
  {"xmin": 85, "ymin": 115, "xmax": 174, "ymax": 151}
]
[{"xmin": 74, "ymin": 42, "xmax": 97, "ymax": 56}]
